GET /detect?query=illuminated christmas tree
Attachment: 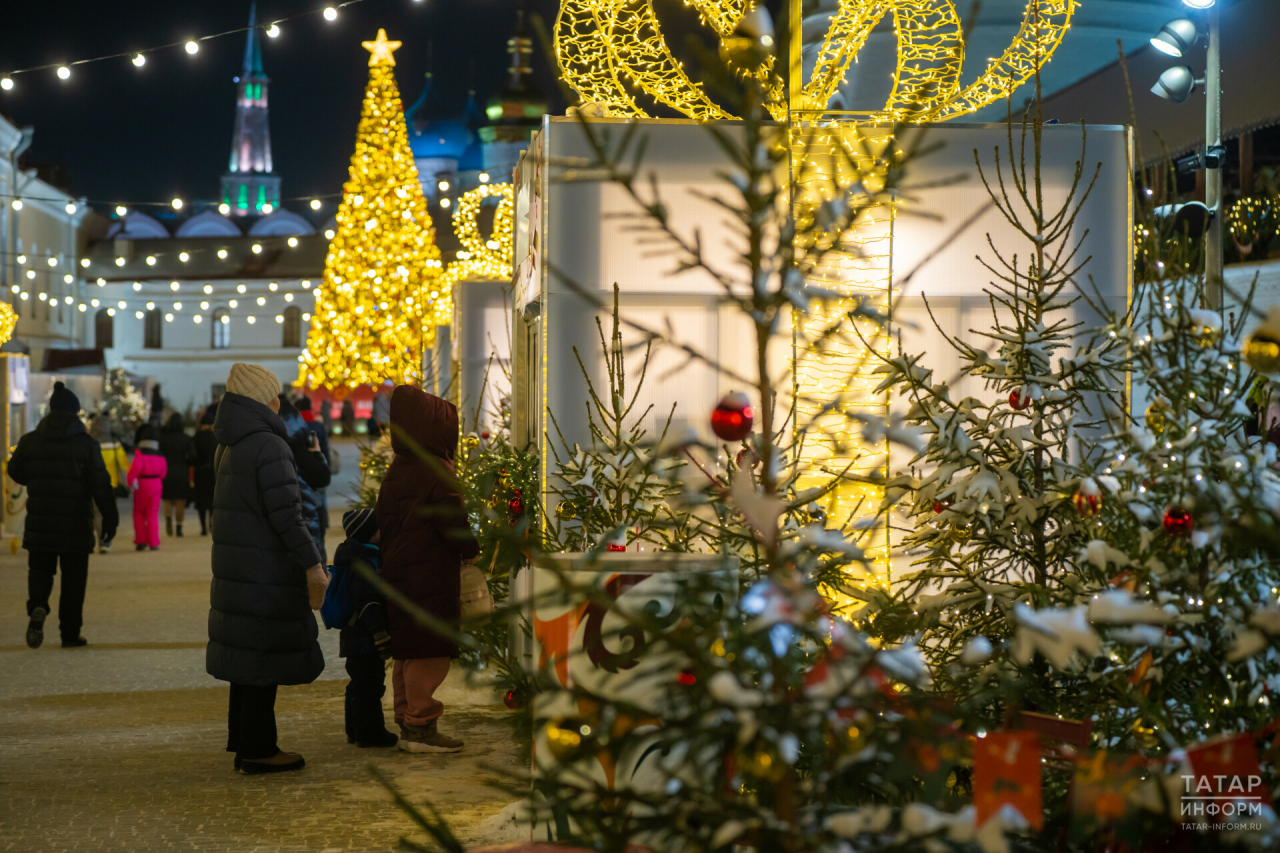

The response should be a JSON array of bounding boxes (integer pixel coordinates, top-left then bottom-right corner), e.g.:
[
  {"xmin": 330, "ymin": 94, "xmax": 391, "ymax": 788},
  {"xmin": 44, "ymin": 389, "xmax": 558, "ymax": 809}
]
[{"xmin": 299, "ymin": 29, "xmax": 447, "ymax": 390}]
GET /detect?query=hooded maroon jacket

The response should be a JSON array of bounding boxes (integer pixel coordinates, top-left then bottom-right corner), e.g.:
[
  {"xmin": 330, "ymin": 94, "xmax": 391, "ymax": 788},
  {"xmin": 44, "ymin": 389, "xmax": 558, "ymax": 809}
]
[{"xmin": 376, "ymin": 386, "xmax": 480, "ymax": 659}]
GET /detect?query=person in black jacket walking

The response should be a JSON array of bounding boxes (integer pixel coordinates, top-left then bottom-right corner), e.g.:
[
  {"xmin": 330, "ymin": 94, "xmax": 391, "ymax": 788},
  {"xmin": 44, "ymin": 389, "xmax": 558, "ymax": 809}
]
[
  {"xmin": 277, "ymin": 395, "xmax": 331, "ymax": 563},
  {"xmin": 10, "ymin": 382, "xmax": 119, "ymax": 649},
  {"xmin": 159, "ymin": 413, "xmax": 195, "ymax": 537},
  {"xmin": 207, "ymin": 364, "xmax": 328, "ymax": 776}
]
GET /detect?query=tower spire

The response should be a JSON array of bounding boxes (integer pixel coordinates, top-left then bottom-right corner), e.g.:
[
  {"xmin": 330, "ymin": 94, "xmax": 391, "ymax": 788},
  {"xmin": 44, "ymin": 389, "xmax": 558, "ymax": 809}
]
[
  {"xmin": 242, "ymin": 2, "xmax": 264, "ymax": 77},
  {"xmin": 221, "ymin": 1, "xmax": 280, "ymax": 216}
]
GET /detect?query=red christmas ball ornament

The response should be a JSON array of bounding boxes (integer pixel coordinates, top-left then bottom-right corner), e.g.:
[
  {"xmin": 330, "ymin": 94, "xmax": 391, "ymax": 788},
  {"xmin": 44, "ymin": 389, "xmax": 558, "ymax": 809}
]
[
  {"xmin": 606, "ymin": 543, "xmax": 627, "ymax": 552},
  {"xmin": 1163, "ymin": 507, "xmax": 1194, "ymax": 536},
  {"xmin": 710, "ymin": 391, "xmax": 754, "ymax": 442},
  {"xmin": 932, "ymin": 499, "xmax": 952, "ymax": 514},
  {"xmin": 1008, "ymin": 388, "xmax": 1031, "ymax": 411},
  {"xmin": 503, "ymin": 689, "xmax": 522, "ymax": 710},
  {"xmin": 677, "ymin": 670, "xmax": 697, "ymax": 686},
  {"xmin": 508, "ymin": 489, "xmax": 525, "ymax": 517},
  {"xmin": 1072, "ymin": 489, "xmax": 1101, "ymax": 518}
]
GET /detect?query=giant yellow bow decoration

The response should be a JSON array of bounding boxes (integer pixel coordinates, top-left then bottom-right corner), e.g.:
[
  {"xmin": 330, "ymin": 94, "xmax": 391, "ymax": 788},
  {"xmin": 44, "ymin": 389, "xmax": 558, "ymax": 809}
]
[{"xmin": 556, "ymin": 0, "xmax": 1076, "ymax": 121}]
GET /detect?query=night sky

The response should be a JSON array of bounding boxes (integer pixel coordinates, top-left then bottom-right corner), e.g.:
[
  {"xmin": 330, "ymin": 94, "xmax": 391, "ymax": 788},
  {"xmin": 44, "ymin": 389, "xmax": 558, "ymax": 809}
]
[{"xmin": 0, "ymin": 0, "xmax": 565, "ymax": 210}]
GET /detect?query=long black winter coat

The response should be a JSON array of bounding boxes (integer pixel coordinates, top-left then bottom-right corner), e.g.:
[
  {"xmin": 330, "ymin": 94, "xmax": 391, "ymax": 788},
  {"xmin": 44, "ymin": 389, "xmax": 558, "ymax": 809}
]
[
  {"xmin": 192, "ymin": 426, "xmax": 217, "ymax": 512},
  {"xmin": 206, "ymin": 393, "xmax": 324, "ymax": 687},
  {"xmin": 159, "ymin": 428, "xmax": 195, "ymax": 501},
  {"xmin": 8, "ymin": 411, "xmax": 119, "ymax": 553}
]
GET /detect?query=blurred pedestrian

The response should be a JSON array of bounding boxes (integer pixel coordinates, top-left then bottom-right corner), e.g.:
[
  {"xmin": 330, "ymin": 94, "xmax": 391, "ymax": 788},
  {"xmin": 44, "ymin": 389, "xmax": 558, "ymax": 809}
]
[
  {"xmin": 278, "ymin": 395, "xmax": 331, "ymax": 563},
  {"xmin": 340, "ymin": 399, "xmax": 356, "ymax": 438},
  {"xmin": 88, "ymin": 414, "xmax": 129, "ymax": 553},
  {"xmin": 295, "ymin": 396, "xmax": 330, "ymax": 542},
  {"xmin": 159, "ymin": 413, "xmax": 195, "ymax": 537},
  {"xmin": 192, "ymin": 404, "xmax": 218, "ymax": 536},
  {"xmin": 127, "ymin": 438, "xmax": 167, "ymax": 551},
  {"xmin": 10, "ymin": 382, "xmax": 118, "ymax": 649}
]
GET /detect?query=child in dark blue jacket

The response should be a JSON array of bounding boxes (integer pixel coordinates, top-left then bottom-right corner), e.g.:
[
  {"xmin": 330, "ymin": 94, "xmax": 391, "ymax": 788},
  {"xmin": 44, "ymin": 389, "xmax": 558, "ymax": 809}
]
[{"xmin": 335, "ymin": 509, "xmax": 397, "ymax": 748}]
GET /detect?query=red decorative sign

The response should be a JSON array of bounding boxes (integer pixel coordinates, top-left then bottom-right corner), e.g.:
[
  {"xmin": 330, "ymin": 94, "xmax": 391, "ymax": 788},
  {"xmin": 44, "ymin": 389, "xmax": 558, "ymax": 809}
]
[{"xmin": 974, "ymin": 731, "xmax": 1043, "ymax": 829}]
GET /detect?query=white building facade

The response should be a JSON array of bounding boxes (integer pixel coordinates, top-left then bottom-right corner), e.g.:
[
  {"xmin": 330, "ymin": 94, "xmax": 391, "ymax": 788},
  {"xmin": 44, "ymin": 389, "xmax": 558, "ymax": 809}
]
[
  {"xmin": 80, "ymin": 212, "xmax": 323, "ymax": 413},
  {"xmin": 1, "ymin": 115, "xmax": 92, "ymax": 370}
]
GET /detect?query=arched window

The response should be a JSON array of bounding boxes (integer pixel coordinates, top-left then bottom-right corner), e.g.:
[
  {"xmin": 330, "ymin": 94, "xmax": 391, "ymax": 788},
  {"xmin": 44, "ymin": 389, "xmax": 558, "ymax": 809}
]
[
  {"xmin": 144, "ymin": 309, "xmax": 163, "ymax": 349},
  {"xmin": 282, "ymin": 306, "xmax": 301, "ymax": 348},
  {"xmin": 94, "ymin": 308, "xmax": 113, "ymax": 349},
  {"xmin": 212, "ymin": 308, "xmax": 231, "ymax": 349}
]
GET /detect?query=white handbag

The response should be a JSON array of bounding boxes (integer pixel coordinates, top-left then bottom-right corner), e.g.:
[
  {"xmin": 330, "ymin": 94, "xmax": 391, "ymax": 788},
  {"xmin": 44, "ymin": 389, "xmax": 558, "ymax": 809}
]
[{"xmin": 460, "ymin": 562, "xmax": 494, "ymax": 618}]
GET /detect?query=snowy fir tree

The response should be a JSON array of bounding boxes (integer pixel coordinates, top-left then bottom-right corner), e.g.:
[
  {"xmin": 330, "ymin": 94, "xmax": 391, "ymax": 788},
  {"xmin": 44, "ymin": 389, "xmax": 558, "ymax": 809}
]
[
  {"xmin": 861, "ymin": 105, "xmax": 1131, "ymax": 730},
  {"xmin": 96, "ymin": 367, "xmax": 149, "ymax": 437},
  {"xmin": 544, "ymin": 285, "xmax": 688, "ymax": 554},
  {"xmin": 298, "ymin": 29, "xmax": 447, "ymax": 390}
]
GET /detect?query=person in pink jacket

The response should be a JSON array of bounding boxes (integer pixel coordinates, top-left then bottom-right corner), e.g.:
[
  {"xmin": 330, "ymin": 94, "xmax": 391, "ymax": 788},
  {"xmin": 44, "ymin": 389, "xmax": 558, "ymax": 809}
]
[{"xmin": 127, "ymin": 438, "xmax": 168, "ymax": 551}]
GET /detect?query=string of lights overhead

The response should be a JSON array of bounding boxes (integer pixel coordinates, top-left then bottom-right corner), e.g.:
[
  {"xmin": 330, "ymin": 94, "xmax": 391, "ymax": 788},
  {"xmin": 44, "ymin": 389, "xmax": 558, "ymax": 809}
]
[
  {"xmin": 0, "ymin": 0, "xmax": 429, "ymax": 91},
  {"xmin": 0, "ymin": 174, "xmax": 491, "ymax": 219}
]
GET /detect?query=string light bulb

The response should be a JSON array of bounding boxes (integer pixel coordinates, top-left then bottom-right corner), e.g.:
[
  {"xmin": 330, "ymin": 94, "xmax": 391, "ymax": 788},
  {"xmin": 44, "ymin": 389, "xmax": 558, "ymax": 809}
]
[
  {"xmin": 172, "ymin": 198, "xmax": 184, "ymax": 210},
  {"xmin": 132, "ymin": 54, "xmax": 146, "ymax": 68},
  {"xmin": 261, "ymin": 203, "xmax": 274, "ymax": 214},
  {"xmin": 310, "ymin": 199, "xmax": 322, "ymax": 210},
  {"xmin": 185, "ymin": 40, "xmax": 199, "ymax": 55},
  {"xmin": 10, "ymin": 199, "xmax": 22, "ymax": 211},
  {"xmin": 115, "ymin": 205, "xmax": 127, "ymax": 217},
  {"xmin": 323, "ymin": 6, "xmax": 338, "ymax": 21},
  {"xmin": 266, "ymin": 23, "xmax": 281, "ymax": 38},
  {"xmin": 0, "ymin": 78, "xmax": 12, "ymax": 91},
  {"xmin": 218, "ymin": 203, "xmax": 231, "ymax": 215},
  {"xmin": 57, "ymin": 66, "xmax": 70, "ymax": 81},
  {"xmin": 65, "ymin": 203, "xmax": 77, "ymax": 215}
]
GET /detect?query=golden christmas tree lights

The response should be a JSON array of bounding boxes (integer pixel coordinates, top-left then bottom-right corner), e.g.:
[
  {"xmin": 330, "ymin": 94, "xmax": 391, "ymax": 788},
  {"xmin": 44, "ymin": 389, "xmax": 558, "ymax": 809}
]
[{"xmin": 298, "ymin": 29, "xmax": 446, "ymax": 391}]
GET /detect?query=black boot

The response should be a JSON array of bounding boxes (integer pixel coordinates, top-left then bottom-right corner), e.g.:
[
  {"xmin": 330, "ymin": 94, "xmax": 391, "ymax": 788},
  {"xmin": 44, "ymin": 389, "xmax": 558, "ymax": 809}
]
[
  {"xmin": 176, "ymin": 524, "xmax": 183, "ymax": 537},
  {"xmin": 166, "ymin": 517, "xmax": 173, "ymax": 537},
  {"xmin": 136, "ymin": 543, "xmax": 146, "ymax": 551},
  {"xmin": 351, "ymin": 728, "xmax": 398, "ymax": 748}
]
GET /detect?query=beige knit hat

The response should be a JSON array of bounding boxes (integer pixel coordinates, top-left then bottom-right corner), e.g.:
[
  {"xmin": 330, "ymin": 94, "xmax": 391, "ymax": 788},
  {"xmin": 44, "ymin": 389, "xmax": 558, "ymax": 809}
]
[{"xmin": 226, "ymin": 363, "xmax": 281, "ymax": 407}]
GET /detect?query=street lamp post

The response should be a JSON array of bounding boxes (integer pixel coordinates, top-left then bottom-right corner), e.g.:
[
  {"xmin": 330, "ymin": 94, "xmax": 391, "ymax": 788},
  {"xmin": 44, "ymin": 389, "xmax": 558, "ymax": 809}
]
[
  {"xmin": 1150, "ymin": 0, "xmax": 1225, "ymax": 306},
  {"xmin": 1203, "ymin": 4, "xmax": 1223, "ymax": 307}
]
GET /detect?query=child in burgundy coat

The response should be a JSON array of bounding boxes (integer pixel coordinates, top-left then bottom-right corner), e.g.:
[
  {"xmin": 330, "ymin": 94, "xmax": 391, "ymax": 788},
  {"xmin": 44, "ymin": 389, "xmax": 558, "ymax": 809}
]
[{"xmin": 127, "ymin": 438, "xmax": 168, "ymax": 550}]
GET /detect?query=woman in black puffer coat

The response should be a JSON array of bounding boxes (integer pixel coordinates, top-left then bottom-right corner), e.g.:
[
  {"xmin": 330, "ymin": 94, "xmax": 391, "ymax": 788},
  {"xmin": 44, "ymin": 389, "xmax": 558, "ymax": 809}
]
[
  {"xmin": 159, "ymin": 412, "xmax": 195, "ymax": 537},
  {"xmin": 277, "ymin": 395, "xmax": 331, "ymax": 564},
  {"xmin": 206, "ymin": 364, "xmax": 327, "ymax": 776}
]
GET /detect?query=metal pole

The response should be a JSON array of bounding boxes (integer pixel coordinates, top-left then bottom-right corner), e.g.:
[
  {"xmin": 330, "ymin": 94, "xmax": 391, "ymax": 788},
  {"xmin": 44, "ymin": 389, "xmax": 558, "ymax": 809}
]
[
  {"xmin": 1204, "ymin": 5, "xmax": 1223, "ymax": 308},
  {"xmin": 788, "ymin": 0, "xmax": 802, "ymax": 115}
]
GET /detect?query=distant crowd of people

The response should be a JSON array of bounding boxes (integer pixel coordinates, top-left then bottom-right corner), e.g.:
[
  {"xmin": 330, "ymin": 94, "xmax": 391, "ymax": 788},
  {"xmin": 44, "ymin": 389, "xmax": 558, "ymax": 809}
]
[{"xmin": 15, "ymin": 368, "xmax": 477, "ymax": 773}]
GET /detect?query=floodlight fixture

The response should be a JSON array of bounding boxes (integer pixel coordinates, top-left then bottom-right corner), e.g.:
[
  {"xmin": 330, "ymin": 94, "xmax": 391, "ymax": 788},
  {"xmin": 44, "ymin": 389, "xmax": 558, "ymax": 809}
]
[
  {"xmin": 1151, "ymin": 66, "xmax": 1201, "ymax": 103},
  {"xmin": 1151, "ymin": 19, "xmax": 1198, "ymax": 57}
]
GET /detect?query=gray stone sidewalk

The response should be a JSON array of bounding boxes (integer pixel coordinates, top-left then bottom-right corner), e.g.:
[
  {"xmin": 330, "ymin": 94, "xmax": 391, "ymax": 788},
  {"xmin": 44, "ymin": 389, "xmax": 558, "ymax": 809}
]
[{"xmin": 0, "ymin": 501, "xmax": 526, "ymax": 852}]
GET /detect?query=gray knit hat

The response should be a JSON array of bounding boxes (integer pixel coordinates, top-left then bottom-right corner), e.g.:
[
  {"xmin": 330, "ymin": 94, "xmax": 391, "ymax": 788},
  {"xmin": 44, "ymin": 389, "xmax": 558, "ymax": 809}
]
[{"xmin": 226, "ymin": 363, "xmax": 281, "ymax": 407}]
